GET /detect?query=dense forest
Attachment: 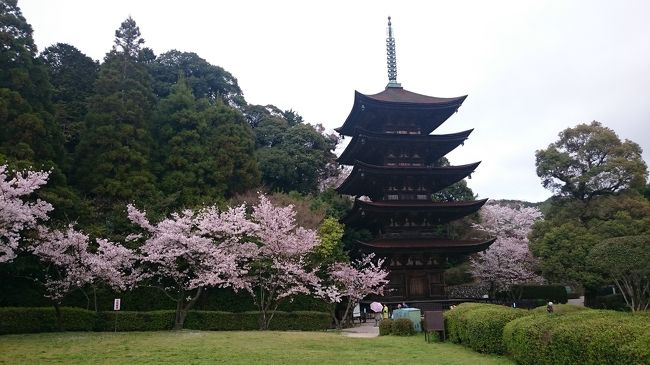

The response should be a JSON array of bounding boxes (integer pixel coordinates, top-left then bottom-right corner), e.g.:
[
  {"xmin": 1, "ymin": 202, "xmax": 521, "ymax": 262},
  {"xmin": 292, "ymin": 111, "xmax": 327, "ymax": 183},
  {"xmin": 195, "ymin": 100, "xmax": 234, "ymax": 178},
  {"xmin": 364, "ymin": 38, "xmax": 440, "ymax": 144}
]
[{"xmin": 1, "ymin": 4, "xmax": 344, "ymax": 238}]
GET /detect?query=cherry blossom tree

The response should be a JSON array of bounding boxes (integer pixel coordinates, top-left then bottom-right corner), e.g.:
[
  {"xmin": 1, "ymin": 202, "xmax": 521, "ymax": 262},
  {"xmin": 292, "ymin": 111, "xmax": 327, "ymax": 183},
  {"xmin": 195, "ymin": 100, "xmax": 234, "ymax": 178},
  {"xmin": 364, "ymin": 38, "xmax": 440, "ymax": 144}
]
[
  {"xmin": 30, "ymin": 225, "xmax": 138, "ymax": 313},
  {"xmin": 246, "ymin": 195, "xmax": 322, "ymax": 330},
  {"xmin": 0, "ymin": 165, "xmax": 52, "ymax": 263},
  {"xmin": 470, "ymin": 203, "xmax": 544, "ymax": 299},
  {"xmin": 319, "ymin": 253, "xmax": 389, "ymax": 329},
  {"xmin": 126, "ymin": 203, "xmax": 257, "ymax": 330}
]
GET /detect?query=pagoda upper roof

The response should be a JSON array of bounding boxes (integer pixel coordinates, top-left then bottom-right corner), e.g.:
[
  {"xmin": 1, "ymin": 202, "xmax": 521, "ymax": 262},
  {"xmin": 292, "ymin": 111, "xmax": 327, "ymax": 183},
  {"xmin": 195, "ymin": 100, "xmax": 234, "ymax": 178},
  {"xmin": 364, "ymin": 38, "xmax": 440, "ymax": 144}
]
[
  {"xmin": 342, "ymin": 198, "xmax": 488, "ymax": 226},
  {"xmin": 359, "ymin": 237, "xmax": 496, "ymax": 254},
  {"xmin": 335, "ymin": 88, "xmax": 467, "ymax": 136},
  {"xmin": 337, "ymin": 128, "xmax": 473, "ymax": 165},
  {"xmin": 336, "ymin": 161, "xmax": 480, "ymax": 199}
]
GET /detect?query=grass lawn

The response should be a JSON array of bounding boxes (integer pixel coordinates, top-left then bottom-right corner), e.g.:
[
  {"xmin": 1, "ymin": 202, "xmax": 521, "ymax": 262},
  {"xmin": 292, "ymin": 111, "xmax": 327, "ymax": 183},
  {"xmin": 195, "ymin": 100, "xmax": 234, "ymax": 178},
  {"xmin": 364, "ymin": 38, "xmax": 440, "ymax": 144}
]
[{"xmin": 0, "ymin": 330, "xmax": 514, "ymax": 365}]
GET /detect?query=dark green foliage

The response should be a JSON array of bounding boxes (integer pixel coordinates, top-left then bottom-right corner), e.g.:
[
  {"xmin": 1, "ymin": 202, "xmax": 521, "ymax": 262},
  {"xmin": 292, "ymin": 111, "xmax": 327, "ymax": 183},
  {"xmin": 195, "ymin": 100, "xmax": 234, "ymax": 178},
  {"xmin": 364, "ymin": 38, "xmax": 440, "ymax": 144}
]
[
  {"xmin": 250, "ymin": 105, "xmax": 339, "ymax": 194},
  {"xmin": 0, "ymin": 307, "xmax": 96, "ymax": 334},
  {"xmin": 153, "ymin": 77, "xmax": 259, "ymax": 210},
  {"xmin": 0, "ymin": 308, "xmax": 329, "ymax": 334},
  {"xmin": 391, "ymin": 318, "xmax": 415, "ymax": 336},
  {"xmin": 497, "ymin": 285, "xmax": 568, "ymax": 304},
  {"xmin": 535, "ymin": 121, "xmax": 647, "ymax": 202},
  {"xmin": 40, "ymin": 43, "xmax": 98, "ymax": 155},
  {"xmin": 503, "ymin": 310, "xmax": 650, "ymax": 365},
  {"xmin": 184, "ymin": 311, "xmax": 259, "ymax": 331},
  {"xmin": 94, "ymin": 310, "xmax": 175, "ymax": 331},
  {"xmin": 149, "ymin": 50, "xmax": 244, "ymax": 107},
  {"xmin": 267, "ymin": 311, "xmax": 331, "ymax": 331},
  {"xmin": 530, "ymin": 192, "xmax": 650, "ymax": 288},
  {"xmin": 379, "ymin": 318, "xmax": 393, "ymax": 336},
  {"xmin": 587, "ymin": 235, "xmax": 650, "ymax": 312}
]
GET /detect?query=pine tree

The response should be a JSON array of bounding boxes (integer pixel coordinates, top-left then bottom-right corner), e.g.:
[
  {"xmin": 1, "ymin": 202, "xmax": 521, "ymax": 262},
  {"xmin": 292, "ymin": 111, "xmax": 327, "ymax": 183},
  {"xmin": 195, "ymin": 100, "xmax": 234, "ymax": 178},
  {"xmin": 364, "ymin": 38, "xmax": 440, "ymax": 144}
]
[{"xmin": 74, "ymin": 17, "xmax": 158, "ymax": 233}]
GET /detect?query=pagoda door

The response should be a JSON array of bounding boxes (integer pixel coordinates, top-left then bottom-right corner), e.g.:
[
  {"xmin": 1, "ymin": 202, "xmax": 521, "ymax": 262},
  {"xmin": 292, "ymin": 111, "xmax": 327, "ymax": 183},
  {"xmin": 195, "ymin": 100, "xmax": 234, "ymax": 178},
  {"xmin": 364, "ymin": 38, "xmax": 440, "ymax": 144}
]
[{"xmin": 407, "ymin": 273, "xmax": 427, "ymax": 298}]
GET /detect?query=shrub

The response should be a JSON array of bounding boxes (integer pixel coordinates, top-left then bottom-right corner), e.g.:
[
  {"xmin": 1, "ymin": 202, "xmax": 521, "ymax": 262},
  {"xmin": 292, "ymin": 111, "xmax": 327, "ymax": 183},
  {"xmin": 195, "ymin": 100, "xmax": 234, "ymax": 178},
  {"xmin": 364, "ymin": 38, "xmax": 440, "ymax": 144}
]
[
  {"xmin": 379, "ymin": 319, "xmax": 393, "ymax": 336},
  {"xmin": 444, "ymin": 302, "xmax": 492, "ymax": 343},
  {"xmin": 503, "ymin": 310, "xmax": 650, "ymax": 365},
  {"xmin": 0, "ymin": 307, "xmax": 96, "ymax": 335},
  {"xmin": 462, "ymin": 305, "xmax": 529, "ymax": 354},
  {"xmin": 95, "ymin": 311, "xmax": 175, "ymax": 331},
  {"xmin": 392, "ymin": 318, "xmax": 415, "ymax": 336}
]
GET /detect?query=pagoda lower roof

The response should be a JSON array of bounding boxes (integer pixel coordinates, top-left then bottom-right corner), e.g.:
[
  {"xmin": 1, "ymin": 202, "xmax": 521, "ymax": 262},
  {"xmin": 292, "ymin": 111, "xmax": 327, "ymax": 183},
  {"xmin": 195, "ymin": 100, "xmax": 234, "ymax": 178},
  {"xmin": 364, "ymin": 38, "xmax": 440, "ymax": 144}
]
[
  {"xmin": 337, "ymin": 128, "xmax": 473, "ymax": 165},
  {"xmin": 336, "ymin": 161, "xmax": 480, "ymax": 198},
  {"xmin": 359, "ymin": 237, "xmax": 496, "ymax": 254},
  {"xmin": 342, "ymin": 198, "xmax": 488, "ymax": 226},
  {"xmin": 335, "ymin": 89, "xmax": 467, "ymax": 136}
]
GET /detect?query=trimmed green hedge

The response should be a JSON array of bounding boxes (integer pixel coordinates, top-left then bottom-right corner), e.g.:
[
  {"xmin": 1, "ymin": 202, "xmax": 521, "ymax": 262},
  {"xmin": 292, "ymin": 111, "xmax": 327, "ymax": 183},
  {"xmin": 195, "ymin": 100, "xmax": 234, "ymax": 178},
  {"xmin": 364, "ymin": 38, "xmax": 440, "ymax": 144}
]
[
  {"xmin": 444, "ymin": 302, "xmax": 492, "ymax": 344},
  {"xmin": 0, "ymin": 307, "xmax": 330, "ymax": 335},
  {"xmin": 503, "ymin": 310, "xmax": 650, "ymax": 365},
  {"xmin": 462, "ymin": 305, "xmax": 529, "ymax": 354},
  {"xmin": 0, "ymin": 307, "xmax": 96, "ymax": 334},
  {"xmin": 95, "ymin": 310, "xmax": 175, "ymax": 331}
]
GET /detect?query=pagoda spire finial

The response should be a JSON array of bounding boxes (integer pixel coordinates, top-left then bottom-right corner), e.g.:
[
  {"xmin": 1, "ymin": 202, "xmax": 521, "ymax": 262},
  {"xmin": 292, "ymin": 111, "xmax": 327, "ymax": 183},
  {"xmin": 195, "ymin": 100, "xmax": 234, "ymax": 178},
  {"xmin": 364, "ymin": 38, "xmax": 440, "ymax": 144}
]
[{"xmin": 386, "ymin": 16, "xmax": 401, "ymax": 88}]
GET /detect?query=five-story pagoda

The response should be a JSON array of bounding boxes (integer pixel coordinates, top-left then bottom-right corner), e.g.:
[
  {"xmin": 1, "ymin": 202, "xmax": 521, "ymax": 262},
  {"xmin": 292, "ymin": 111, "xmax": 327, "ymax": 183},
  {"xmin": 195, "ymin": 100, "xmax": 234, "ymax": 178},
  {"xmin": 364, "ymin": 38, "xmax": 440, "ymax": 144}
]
[{"xmin": 336, "ymin": 17, "xmax": 494, "ymax": 302}]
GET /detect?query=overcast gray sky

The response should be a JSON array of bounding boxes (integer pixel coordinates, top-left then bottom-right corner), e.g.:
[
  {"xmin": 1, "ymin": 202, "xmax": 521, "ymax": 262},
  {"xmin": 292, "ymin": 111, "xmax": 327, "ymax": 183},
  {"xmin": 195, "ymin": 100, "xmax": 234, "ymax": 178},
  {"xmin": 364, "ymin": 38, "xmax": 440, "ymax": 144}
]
[{"xmin": 20, "ymin": 0, "xmax": 650, "ymax": 202}]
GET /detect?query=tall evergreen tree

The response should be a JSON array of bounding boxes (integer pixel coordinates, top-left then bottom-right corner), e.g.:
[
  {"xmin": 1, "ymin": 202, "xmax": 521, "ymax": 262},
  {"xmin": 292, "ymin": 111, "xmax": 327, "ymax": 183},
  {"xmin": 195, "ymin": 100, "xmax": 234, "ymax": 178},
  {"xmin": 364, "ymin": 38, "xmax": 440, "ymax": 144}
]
[
  {"xmin": 74, "ymin": 17, "xmax": 158, "ymax": 233},
  {"xmin": 40, "ymin": 43, "xmax": 99, "ymax": 156},
  {"xmin": 154, "ymin": 76, "xmax": 259, "ymax": 211}
]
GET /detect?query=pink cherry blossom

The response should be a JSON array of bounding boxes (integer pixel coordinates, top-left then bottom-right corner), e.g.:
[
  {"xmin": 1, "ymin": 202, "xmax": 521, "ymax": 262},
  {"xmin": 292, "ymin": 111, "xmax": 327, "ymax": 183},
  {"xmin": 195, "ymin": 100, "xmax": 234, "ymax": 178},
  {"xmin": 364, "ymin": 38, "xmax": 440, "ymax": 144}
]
[
  {"xmin": 470, "ymin": 203, "xmax": 544, "ymax": 296},
  {"xmin": 0, "ymin": 165, "xmax": 53, "ymax": 263}
]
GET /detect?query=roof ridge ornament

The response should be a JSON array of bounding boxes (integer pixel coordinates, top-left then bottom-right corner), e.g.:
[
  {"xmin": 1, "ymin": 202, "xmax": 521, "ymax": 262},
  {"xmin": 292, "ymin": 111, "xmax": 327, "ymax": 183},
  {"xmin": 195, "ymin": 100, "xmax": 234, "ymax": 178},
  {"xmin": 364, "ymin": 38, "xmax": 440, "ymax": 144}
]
[{"xmin": 386, "ymin": 16, "xmax": 402, "ymax": 89}]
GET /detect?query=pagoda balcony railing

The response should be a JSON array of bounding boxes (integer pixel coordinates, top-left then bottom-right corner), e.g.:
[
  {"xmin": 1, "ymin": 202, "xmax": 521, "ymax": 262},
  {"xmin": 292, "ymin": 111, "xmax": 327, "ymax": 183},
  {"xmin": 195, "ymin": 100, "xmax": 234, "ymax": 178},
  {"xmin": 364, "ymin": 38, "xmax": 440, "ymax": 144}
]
[
  {"xmin": 378, "ymin": 231, "xmax": 446, "ymax": 240},
  {"xmin": 384, "ymin": 194, "xmax": 430, "ymax": 201}
]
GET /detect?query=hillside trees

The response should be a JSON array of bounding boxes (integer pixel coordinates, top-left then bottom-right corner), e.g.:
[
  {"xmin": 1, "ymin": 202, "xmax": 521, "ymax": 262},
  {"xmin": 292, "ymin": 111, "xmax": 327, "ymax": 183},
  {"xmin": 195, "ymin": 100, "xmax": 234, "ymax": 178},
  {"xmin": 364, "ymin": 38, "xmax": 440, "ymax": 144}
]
[
  {"xmin": 154, "ymin": 77, "xmax": 259, "ymax": 210},
  {"xmin": 40, "ymin": 43, "xmax": 98, "ymax": 155},
  {"xmin": 250, "ymin": 105, "xmax": 339, "ymax": 194}
]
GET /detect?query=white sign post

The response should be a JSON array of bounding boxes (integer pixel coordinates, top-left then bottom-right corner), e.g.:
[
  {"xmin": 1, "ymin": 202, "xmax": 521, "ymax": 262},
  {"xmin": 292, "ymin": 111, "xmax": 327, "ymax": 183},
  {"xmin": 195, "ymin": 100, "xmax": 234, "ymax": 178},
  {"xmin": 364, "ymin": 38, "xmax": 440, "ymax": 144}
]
[{"xmin": 113, "ymin": 299, "xmax": 121, "ymax": 332}]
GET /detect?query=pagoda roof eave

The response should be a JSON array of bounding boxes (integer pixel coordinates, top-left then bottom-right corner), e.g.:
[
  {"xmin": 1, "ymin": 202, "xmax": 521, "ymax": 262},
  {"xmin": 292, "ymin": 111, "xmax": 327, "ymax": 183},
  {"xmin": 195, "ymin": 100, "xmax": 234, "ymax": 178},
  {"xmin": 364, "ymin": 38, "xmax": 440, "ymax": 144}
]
[
  {"xmin": 340, "ymin": 198, "xmax": 489, "ymax": 226},
  {"xmin": 335, "ymin": 89, "xmax": 468, "ymax": 136},
  {"xmin": 336, "ymin": 128, "xmax": 474, "ymax": 165},
  {"xmin": 359, "ymin": 237, "xmax": 496, "ymax": 254},
  {"xmin": 335, "ymin": 161, "xmax": 480, "ymax": 197}
]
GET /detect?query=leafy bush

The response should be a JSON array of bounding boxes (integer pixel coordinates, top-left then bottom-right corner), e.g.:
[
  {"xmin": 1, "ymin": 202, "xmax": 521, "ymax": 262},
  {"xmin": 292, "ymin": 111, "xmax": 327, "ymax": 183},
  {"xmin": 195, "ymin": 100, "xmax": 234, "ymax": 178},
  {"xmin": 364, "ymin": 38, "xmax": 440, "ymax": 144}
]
[
  {"xmin": 379, "ymin": 319, "xmax": 393, "ymax": 336},
  {"xmin": 503, "ymin": 310, "xmax": 650, "ymax": 365},
  {"xmin": 95, "ymin": 311, "xmax": 175, "ymax": 331},
  {"xmin": 391, "ymin": 318, "xmax": 415, "ymax": 336},
  {"xmin": 444, "ymin": 302, "xmax": 491, "ymax": 343},
  {"xmin": 0, "ymin": 307, "xmax": 96, "ymax": 334},
  {"xmin": 460, "ymin": 305, "xmax": 529, "ymax": 354}
]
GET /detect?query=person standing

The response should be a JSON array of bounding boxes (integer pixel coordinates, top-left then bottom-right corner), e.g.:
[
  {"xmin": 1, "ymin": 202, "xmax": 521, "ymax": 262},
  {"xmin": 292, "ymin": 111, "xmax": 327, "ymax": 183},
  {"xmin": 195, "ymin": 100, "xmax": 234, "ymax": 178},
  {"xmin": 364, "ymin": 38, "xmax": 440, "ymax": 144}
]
[{"xmin": 382, "ymin": 304, "xmax": 389, "ymax": 319}]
